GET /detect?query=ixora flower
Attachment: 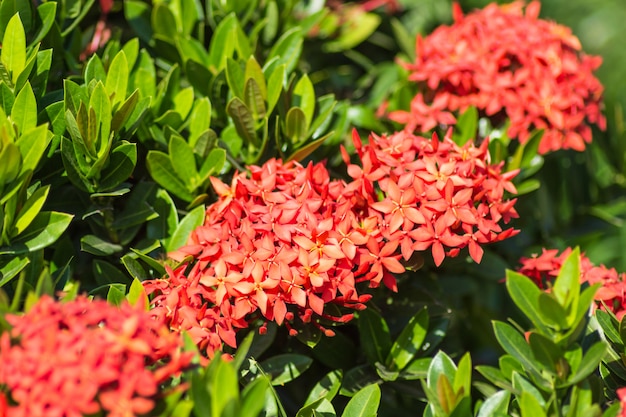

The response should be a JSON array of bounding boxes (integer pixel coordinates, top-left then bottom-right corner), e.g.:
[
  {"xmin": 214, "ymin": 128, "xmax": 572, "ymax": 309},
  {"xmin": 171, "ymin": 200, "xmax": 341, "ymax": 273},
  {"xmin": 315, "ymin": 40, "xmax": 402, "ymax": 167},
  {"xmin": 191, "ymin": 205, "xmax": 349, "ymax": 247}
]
[
  {"xmin": 517, "ymin": 247, "xmax": 626, "ymax": 318},
  {"xmin": 144, "ymin": 158, "xmax": 382, "ymax": 357},
  {"xmin": 387, "ymin": 1, "xmax": 606, "ymax": 154},
  {"xmin": 145, "ymin": 130, "xmax": 519, "ymax": 356},
  {"xmin": 344, "ymin": 129, "xmax": 520, "ymax": 267},
  {"xmin": 0, "ymin": 296, "xmax": 190, "ymax": 417}
]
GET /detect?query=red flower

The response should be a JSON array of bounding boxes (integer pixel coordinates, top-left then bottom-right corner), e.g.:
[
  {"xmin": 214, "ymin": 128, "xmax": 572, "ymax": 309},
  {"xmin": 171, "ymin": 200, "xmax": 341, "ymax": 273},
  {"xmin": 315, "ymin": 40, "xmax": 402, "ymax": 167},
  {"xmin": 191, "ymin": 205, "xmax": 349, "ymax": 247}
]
[
  {"xmin": 0, "ymin": 296, "xmax": 190, "ymax": 417},
  {"xmin": 387, "ymin": 1, "xmax": 605, "ymax": 154}
]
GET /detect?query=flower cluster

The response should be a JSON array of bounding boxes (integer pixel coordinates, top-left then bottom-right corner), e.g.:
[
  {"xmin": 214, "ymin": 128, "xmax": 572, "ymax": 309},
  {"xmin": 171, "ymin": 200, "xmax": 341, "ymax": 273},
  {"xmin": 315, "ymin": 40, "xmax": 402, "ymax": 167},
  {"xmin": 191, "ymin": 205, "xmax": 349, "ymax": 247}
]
[
  {"xmin": 344, "ymin": 130, "xmax": 519, "ymax": 267},
  {"xmin": 0, "ymin": 296, "xmax": 190, "ymax": 417},
  {"xmin": 518, "ymin": 247, "xmax": 626, "ymax": 318},
  {"xmin": 388, "ymin": 1, "xmax": 605, "ymax": 154},
  {"xmin": 146, "ymin": 130, "xmax": 520, "ymax": 357},
  {"xmin": 144, "ymin": 158, "xmax": 381, "ymax": 356}
]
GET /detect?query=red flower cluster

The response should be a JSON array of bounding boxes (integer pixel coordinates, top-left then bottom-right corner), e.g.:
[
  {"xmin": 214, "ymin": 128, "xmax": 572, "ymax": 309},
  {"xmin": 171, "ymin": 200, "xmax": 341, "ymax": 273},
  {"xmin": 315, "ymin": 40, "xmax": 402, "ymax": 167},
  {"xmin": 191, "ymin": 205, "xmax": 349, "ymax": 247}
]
[
  {"xmin": 0, "ymin": 296, "xmax": 190, "ymax": 417},
  {"xmin": 144, "ymin": 158, "xmax": 379, "ymax": 356},
  {"xmin": 518, "ymin": 247, "xmax": 626, "ymax": 318},
  {"xmin": 344, "ymin": 130, "xmax": 519, "ymax": 267},
  {"xmin": 388, "ymin": 1, "xmax": 605, "ymax": 154},
  {"xmin": 145, "ymin": 130, "xmax": 520, "ymax": 356}
]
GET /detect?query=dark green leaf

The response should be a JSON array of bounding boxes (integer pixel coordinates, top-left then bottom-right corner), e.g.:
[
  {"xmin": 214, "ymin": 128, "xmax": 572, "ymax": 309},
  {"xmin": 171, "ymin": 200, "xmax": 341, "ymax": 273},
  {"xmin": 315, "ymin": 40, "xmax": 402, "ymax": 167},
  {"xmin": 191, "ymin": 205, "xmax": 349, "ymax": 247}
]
[
  {"xmin": 357, "ymin": 308, "xmax": 392, "ymax": 366},
  {"xmin": 259, "ymin": 354, "xmax": 313, "ymax": 386},
  {"xmin": 165, "ymin": 204, "xmax": 205, "ymax": 253},
  {"xmin": 506, "ymin": 270, "xmax": 549, "ymax": 334},
  {"xmin": 386, "ymin": 307, "xmax": 429, "ymax": 371},
  {"xmin": 0, "ymin": 212, "xmax": 72, "ymax": 255},
  {"xmin": 492, "ymin": 321, "xmax": 543, "ymax": 377},
  {"xmin": 99, "ymin": 141, "xmax": 137, "ymax": 191},
  {"xmin": 227, "ymin": 97, "xmax": 258, "ymax": 147},
  {"xmin": 146, "ymin": 151, "xmax": 193, "ymax": 202}
]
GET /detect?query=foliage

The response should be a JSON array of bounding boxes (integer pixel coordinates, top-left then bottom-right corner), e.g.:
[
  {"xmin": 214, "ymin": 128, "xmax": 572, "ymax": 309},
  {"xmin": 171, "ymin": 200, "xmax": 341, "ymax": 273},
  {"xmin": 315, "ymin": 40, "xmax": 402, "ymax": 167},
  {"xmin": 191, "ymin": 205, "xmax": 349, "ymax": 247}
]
[{"xmin": 0, "ymin": 0, "xmax": 625, "ymax": 416}]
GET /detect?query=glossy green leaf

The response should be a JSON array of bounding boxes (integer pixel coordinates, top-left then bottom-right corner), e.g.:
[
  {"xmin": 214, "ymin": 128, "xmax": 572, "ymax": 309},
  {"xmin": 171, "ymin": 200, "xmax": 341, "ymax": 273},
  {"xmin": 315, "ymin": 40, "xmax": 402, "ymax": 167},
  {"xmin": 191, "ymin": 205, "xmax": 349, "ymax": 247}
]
[
  {"xmin": 286, "ymin": 132, "xmax": 331, "ymax": 163},
  {"xmin": 122, "ymin": 255, "xmax": 149, "ymax": 282},
  {"xmin": 492, "ymin": 321, "xmax": 542, "ymax": 377},
  {"xmin": 357, "ymin": 309, "xmax": 392, "ymax": 366},
  {"xmin": 146, "ymin": 188, "xmax": 178, "ymax": 242},
  {"xmin": 0, "ymin": 142, "xmax": 21, "ymax": 185},
  {"xmin": 88, "ymin": 82, "xmax": 112, "ymax": 154},
  {"xmin": 341, "ymin": 384, "xmax": 381, "ymax": 417},
  {"xmin": 245, "ymin": 56, "xmax": 267, "ymax": 100},
  {"xmin": 266, "ymin": 64, "xmax": 284, "ymax": 114},
  {"xmin": 169, "ymin": 135, "xmax": 198, "ymax": 186},
  {"xmin": 505, "ymin": 270, "xmax": 549, "ymax": 334},
  {"xmin": 267, "ymin": 28, "xmax": 303, "ymax": 74},
  {"xmin": 240, "ymin": 377, "xmax": 270, "ymax": 417},
  {"xmin": 146, "ymin": 151, "xmax": 193, "ymax": 202},
  {"xmin": 0, "ymin": 211, "xmax": 72, "ymax": 255},
  {"xmin": 189, "ymin": 98, "xmax": 212, "ymax": 146},
  {"xmin": 244, "ymin": 78, "xmax": 266, "ymax": 119},
  {"xmin": 537, "ymin": 292, "xmax": 569, "ymax": 330},
  {"xmin": 453, "ymin": 353, "xmax": 472, "ymax": 397},
  {"xmin": 107, "ymin": 283, "xmax": 126, "ymax": 306},
  {"xmin": 207, "ymin": 14, "xmax": 237, "ymax": 72},
  {"xmin": 325, "ymin": 12, "xmax": 379, "ymax": 52},
  {"xmin": 476, "ymin": 390, "xmax": 510, "ymax": 417},
  {"xmin": 11, "ymin": 82, "xmax": 37, "ymax": 134},
  {"xmin": 259, "ymin": 354, "xmax": 313, "ymax": 386},
  {"xmin": 386, "ymin": 307, "xmax": 428, "ymax": 371},
  {"xmin": 0, "ymin": 0, "xmax": 32, "ymax": 39},
  {"xmin": 528, "ymin": 332, "xmax": 560, "ymax": 374},
  {"xmin": 285, "ymin": 107, "xmax": 307, "ymax": 143},
  {"xmin": 165, "ymin": 204, "xmax": 205, "ymax": 253},
  {"xmin": 80, "ymin": 234, "xmax": 123, "ymax": 256},
  {"xmin": 553, "ymin": 247, "xmax": 580, "ymax": 309},
  {"xmin": 98, "ymin": 141, "xmax": 137, "ymax": 191},
  {"xmin": 199, "ymin": 147, "xmax": 225, "ymax": 181},
  {"xmin": 30, "ymin": 2, "xmax": 57, "ymax": 46},
  {"xmin": 105, "ymin": 51, "xmax": 129, "ymax": 106},
  {"xmin": 304, "ymin": 370, "xmax": 342, "ymax": 407},
  {"xmin": 226, "ymin": 57, "xmax": 245, "ymax": 99},
  {"xmin": 0, "ymin": 254, "xmax": 29, "ymax": 287},
  {"xmin": 2, "ymin": 13, "xmax": 26, "ymax": 83},
  {"xmin": 125, "ymin": 1, "xmax": 153, "ymax": 44},
  {"xmin": 520, "ymin": 391, "xmax": 547, "ymax": 417},
  {"xmin": 151, "ymin": 2, "xmax": 178, "ymax": 38},
  {"xmin": 111, "ymin": 89, "xmax": 139, "ymax": 133},
  {"xmin": 85, "ymin": 54, "xmax": 106, "ymax": 85},
  {"xmin": 127, "ymin": 277, "xmax": 149, "ymax": 308},
  {"xmin": 227, "ymin": 97, "xmax": 258, "ymax": 147},
  {"xmin": 11, "ymin": 185, "xmax": 49, "ymax": 237},
  {"xmin": 293, "ymin": 74, "xmax": 315, "ymax": 128},
  {"xmin": 566, "ymin": 342, "xmax": 607, "ymax": 386},
  {"xmin": 173, "ymin": 86, "xmax": 194, "ymax": 121},
  {"xmin": 0, "ymin": 82, "xmax": 13, "ymax": 114}
]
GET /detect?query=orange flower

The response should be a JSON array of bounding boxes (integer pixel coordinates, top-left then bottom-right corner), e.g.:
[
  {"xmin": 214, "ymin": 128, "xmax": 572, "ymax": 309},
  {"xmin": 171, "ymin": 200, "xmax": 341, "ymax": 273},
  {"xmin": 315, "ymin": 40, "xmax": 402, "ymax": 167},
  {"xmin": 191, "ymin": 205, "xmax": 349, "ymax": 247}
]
[
  {"xmin": 388, "ymin": 1, "xmax": 605, "ymax": 154},
  {"xmin": 0, "ymin": 296, "xmax": 190, "ymax": 417}
]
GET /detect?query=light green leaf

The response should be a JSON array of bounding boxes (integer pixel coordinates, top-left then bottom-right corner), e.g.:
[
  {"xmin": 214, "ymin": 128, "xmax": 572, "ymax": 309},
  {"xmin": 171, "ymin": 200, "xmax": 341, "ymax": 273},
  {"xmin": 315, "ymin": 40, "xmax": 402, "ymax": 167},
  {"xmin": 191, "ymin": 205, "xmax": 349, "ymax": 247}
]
[
  {"xmin": 2, "ymin": 13, "xmax": 26, "ymax": 83},
  {"xmin": 127, "ymin": 277, "xmax": 149, "ymax": 309},
  {"xmin": 12, "ymin": 82, "xmax": 37, "ymax": 134},
  {"xmin": 294, "ymin": 74, "xmax": 315, "ymax": 128},
  {"xmin": 341, "ymin": 384, "xmax": 381, "ymax": 417},
  {"xmin": 553, "ymin": 247, "xmax": 580, "ymax": 309},
  {"xmin": 386, "ymin": 307, "xmax": 429, "ymax": 371},
  {"xmin": 0, "ymin": 211, "xmax": 72, "ymax": 254},
  {"xmin": 165, "ymin": 204, "xmax": 205, "ymax": 252},
  {"xmin": 506, "ymin": 270, "xmax": 550, "ymax": 334},
  {"xmin": 169, "ymin": 135, "xmax": 198, "ymax": 186},
  {"xmin": 11, "ymin": 185, "xmax": 49, "ymax": 237},
  {"xmin": 146, "ymin": 151, "xmax": 193, "ymax": 202},
  {"xmin": 304, "ymin": 370, "xmax": 343, "ymax": 407},
  {"xmin": 105, "ymin": 50, "xmax": 129, "ymax": 106}
]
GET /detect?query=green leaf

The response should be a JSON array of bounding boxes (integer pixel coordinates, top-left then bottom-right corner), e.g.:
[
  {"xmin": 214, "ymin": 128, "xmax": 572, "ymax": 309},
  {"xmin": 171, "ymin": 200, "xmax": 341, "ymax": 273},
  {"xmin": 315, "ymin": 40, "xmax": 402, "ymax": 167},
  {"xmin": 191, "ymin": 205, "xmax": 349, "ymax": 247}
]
[
  {"xmin": 453, "ymin": 353, "xmax": 472, "ymax": 397},
  {"xmin": 199, "ymin": 147, "xmax": 226, "ymax": 181},
  {"xmin": 528, "ymin": 332, "xmax": 560, "ymax": 374},
  {"xmin": 240, "ymin": 377, "xmax": 271, "ymax": 417},
  {"xmin": 505, "ymin": 270, "xmax": 549, "ymax": 334},
  {"xmin": 245, "ymin": 56, "xmax": 267, "ymax": 100},
  {"xmin": 88, "ymin": 82, "xmax": 112, "ymax": 155},
  {"xmin": 151, "ymin": 2, "xmax": 178, "ymax": 38},
  {"xmin": 452, "ymin": 106, "xmax": 478, "ymax": 146},
  {"xmin": 147, "ymin": 188, "xmax": 178, "ymax": 242},
  {"xmin": 293, "ymin": 74, "xmax": 315, "ymax": 128},
  {"xmin": 80, "ymin": 234, "xmax": 123, "ymax": 256},
  {"xmin": 12, "ymin": 82, "xmax": 36, "ymax": 135},
  {"xmin": 107, "ymin": 283, "xmax": 126, "ymax": 306},
  {"xmin": 304, "ymin": 370, "xmax": 342, "ymax": 407},
  {"xmin": 386, "ymin": 307, "xmax": 429, "ymax": 371},
  {"xmin": 129, "ymin": 248, "xmax": 166, "ymax": 277},
  {"xmin": 0, "ymin": 211, "xmax": 72, "ymax": 255},
  {"xmin": 0, "ymin": 142, "xmax": 22, "ymax": 184},
  {"xmin": 477, "ymin": 390, "xmax": 510, "ymax": 417},
  {"xmin": 92, "ymin": 259, "xmax": 130, "ymax": 285},
  {"xmin": 2, "ymin": 13, "xmax": 26, "ymax": 83},
  {"xmin": 169, "ymin": 135, "xmax": 198, "ymax": 185},
  {"xmin": 98, "ymin": 141, "xmax": 137, "ymax": 191},
  {"xmin": 341, "ymin": 384, "xmax": 381, "ymax": 417},
  {"xmin": 189, "ymin": 97, "xmax": 212, "ymax": 146},
  {"xmin": 111, "ymin": 89, "xmax": 139, "ymax": 133},
  {"xmin": 0, "ymin": 254, "xmax": 29, "ymax": 287},
  {"xmin": 146, "ymin": 151, "xmax": 193, "ymax": 202},
  {"xmin": 427, "ymin": 351, "xmax": 457, "ymax": 393},
  {"xmin": 11, "ymin": 185, "xmax": 49, "ymax": 237},
  {"xmin": 105, "ymin": 51, "xmax": 129, "ymax": 106},
  {"xmin": 492, "ymin": 321, "xmax": 543, "ymax": 377},
  {"xmin": 127, "ymin": 277, "xmax": 149, "ymax": 308},
  {"xmin": 244, "ymin": 78, "xmax": 266, "ymax": 119},
  {"xmin": 267, "ymin": 28, "xmax": 303, "ymax": 74},
  {"xmin": 30, "ymin": 2, "xmax": 57, "ymax": 46},
  {"xmin": 227, "ymin": 97, "xmax": 258, "ymax": 147},
  {"xmin": 85, "ymin": 54, "xmax": 106, "ymax": 85},
  {"xmin": 285, "ymin": 107, "xmax": 307, "ymax": 144},
  {"xmin": 357, "ymin": 308, "xmax": 392, "ymax": 366},
  {"xmin": 565, "ymin": 342, "xmax": 607, "ymax": 386},
  {"xmin": 122, "ymin": 255, "xmax": 149, "ymax": 282},
  {"xmin": 207, "ymin": 14, "xmax": 237, "ymax": 72},
  {"xmin": 125, "ymin": 1, "xmax": 153, "ymax": 44},
  {"xmin": 537, "ymin": 292, "xmax": 569, "ymax": 331},
  {"xmin": 0, "ymin": 0, "xmax": 32, "ymax": 39},
  {"xmin": 553, "ymin": 247, "xmax": 580, "ymax": 309},
  {"xmin": 520, "ymin": 391, "xmax": 547, "ymax": 417},
  {"xmin": 259, "ymin": 354, "xmax": 313, "ymax": 386},
  {"xmin": 266, "ymin": 64, "xmax": 285, "ymax": 114},
  {"xmin": 286, "ymin": 132, "xmax": 331, "ymax": 163},
  {"xmin": 165, "ymin": 204, "xmax": 205, "ymax": 253}
]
